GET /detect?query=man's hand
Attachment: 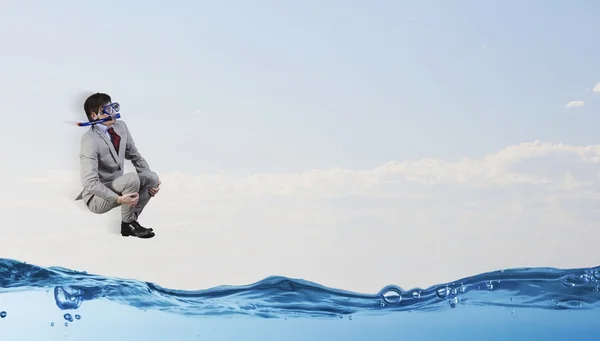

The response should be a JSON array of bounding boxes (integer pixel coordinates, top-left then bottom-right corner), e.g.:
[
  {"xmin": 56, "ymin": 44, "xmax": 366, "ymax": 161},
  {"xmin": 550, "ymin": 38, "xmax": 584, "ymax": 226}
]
[
  {"xmin": 149, "ymin": 180, "xmax": 161, "ymax": 197},
  {"xmin": 117, "ymin": 192, "xmax": 139, "ymax": 207}
]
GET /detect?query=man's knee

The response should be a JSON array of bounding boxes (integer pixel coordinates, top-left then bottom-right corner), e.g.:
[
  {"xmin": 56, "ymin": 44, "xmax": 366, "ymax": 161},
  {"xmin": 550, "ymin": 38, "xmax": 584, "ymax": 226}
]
[{"xmin": 139, "ymin": 170, "xmax": 159, "ymax": 188}]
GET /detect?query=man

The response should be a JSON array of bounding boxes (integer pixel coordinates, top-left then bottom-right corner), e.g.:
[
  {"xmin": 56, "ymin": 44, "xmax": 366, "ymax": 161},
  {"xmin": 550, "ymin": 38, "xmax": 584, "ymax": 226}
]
[{"xmin": 75, "ymin": 92, "xmax": 160, "ymax": 239}]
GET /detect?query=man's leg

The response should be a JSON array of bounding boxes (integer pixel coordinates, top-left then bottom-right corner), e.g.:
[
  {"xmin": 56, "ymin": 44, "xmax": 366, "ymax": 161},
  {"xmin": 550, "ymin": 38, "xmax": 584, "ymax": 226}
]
[
  {"xmin": 86, "ymin": 173, "xmax": 140, "ymax": 215},
  {"xmin": 117, "ymin": 173, "xmax": 141, "ymax": 224},
  {"xmin": 116, "ymin": 170, "xmax": 158, "ymax": 238},
  {"xmin": 131, "ymin": 170, "xmax": 159, "ymax": 221},
  {"xmin": 86, "ymin": 173, "xmax": 153, "ymax": 238}
]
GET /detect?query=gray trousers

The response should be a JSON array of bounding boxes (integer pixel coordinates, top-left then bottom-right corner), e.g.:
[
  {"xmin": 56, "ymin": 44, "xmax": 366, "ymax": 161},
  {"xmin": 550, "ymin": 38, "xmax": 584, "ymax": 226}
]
[{"xmin": 86, "ymin": 170, "xmax": 159, "ymax": 223}]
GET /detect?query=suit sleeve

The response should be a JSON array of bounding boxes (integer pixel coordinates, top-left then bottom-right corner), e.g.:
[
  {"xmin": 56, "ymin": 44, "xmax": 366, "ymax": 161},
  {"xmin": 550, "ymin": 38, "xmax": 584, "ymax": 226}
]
[
  {"xmin": 79, "ymin": 134, "xmax": 120, "ymax": 203},
  {"xmin": 123, "ymin": 122, "xmax": 151, "ymax": 173}
]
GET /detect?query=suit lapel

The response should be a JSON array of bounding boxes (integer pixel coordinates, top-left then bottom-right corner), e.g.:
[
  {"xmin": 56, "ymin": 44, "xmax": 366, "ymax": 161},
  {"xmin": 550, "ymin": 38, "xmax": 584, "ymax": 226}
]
[{"xmin": 93, "ymin": 125, "xmax": 119, "ymax": 163}]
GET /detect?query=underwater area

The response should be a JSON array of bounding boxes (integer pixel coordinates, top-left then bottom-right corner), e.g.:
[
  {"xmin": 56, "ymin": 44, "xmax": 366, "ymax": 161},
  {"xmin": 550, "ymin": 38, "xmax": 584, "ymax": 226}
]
[{"xmin": 0, "ymin": 258, "xmax": 598, "ymax": 340}]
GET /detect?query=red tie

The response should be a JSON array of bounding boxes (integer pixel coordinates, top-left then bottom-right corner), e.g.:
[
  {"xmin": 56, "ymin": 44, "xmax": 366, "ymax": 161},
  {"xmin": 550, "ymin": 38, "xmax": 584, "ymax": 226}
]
[{"xmin": 107, "ymin": 127, "xmax": 121, "ymax": 152}]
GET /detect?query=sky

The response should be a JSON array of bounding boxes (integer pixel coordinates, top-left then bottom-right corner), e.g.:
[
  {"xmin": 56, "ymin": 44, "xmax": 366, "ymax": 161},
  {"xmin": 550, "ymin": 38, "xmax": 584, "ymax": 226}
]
[{"xmin": 0, "ymin": 0, "xmax": 599, "ymax": 293}]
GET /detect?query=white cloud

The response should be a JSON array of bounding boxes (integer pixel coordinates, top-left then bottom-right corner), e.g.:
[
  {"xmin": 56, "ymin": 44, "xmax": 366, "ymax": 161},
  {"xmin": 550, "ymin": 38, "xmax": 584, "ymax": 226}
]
[
  {"xmin": 593, "ymin": 82, "xmax": 600, "ymax": 93},
  {"xmin": 1, "ymin": 141, "xmax": 600, "ymax": 294},
  {"xmin": 565, "ymin": 100, "xmax": 585, "ymax": 108},
  {"xmin": 24, "ymin": 140, "xmax": 600, "ymax": 200}
]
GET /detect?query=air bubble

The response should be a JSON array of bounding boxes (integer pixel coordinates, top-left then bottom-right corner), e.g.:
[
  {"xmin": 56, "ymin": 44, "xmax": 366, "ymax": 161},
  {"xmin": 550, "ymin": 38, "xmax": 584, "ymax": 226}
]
[
  {"xmin": 0, "ymin": 311, "xmax": 6, "ymax": 318},
  {"xmin": 381, "ymin": 286, "xmax": 402, "ymax": 305},
  {"xmin": 64, "ymin": 313, "xmax": 73, "ymax": 322},
  {"xmin": 54, "ymin": 287, "xmax": 83, "ymax": 310},
  {"xmin": 449, "ymin": 297, "xmax": 459, "ymax": 308},
  {"xmin": 436, "ymin": 287, "xmax": 449, "ymax": 298},
  {"xmin": 412, "ymin": 291, "xmax": 421, "ymax": 299}
]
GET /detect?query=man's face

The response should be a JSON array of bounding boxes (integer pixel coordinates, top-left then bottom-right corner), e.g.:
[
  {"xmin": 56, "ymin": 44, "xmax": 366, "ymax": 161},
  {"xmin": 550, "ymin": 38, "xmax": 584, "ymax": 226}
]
[{"xmin": 92, "ymin": 102, "xmax": 115, "ymax": 126}]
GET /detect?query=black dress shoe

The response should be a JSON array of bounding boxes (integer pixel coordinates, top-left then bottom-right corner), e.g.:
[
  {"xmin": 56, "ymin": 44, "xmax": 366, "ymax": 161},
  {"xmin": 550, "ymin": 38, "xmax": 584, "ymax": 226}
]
[
  {"xmin": 121, "ymin": 221, "xmax": 154, "ymax": 238},
  {"xmin": 131, "ymin": 220, "xmax": 153, "ymax": 232}
]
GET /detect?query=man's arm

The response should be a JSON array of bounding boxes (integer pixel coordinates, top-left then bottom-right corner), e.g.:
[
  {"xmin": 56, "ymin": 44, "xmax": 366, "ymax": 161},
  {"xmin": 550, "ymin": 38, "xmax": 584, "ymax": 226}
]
[
  {"xmin": 123, "ymin": 122, "xmax": 151, "ymax": 173},
  {"xmin": 80, "ymin": 134, "xmax": 120, "ymax": 204}
]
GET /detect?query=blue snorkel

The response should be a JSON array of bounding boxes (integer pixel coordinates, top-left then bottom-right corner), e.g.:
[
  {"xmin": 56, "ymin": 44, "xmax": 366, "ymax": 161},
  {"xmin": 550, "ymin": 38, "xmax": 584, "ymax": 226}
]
[
  {"xmin": 77, "ymin": 113, "xmax": 121, "ymax": 126},
  {"xmin": 76, "ymin": 102, "xmax": 121, "ymax": 127}
]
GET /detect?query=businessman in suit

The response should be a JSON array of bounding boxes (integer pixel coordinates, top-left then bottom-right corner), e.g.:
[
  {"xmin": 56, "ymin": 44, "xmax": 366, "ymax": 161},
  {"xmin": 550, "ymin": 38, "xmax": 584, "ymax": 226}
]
[{"xmin": 75, "ymin": 92, "xmax": 160, "ymax": 239}]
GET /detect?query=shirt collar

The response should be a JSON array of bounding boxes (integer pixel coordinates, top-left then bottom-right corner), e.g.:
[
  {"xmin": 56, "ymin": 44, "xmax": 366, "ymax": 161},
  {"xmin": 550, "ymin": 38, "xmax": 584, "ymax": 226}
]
[{"xmin": 95, "ymin": 123, "xmax": 109, "ymax": 133}]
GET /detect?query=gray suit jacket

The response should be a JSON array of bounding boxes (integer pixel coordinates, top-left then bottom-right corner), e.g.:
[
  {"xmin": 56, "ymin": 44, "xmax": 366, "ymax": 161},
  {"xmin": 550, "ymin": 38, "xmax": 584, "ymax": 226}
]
[{"xmin": 75, "ymin": 120, "xmax": 150, "ymax": 205}]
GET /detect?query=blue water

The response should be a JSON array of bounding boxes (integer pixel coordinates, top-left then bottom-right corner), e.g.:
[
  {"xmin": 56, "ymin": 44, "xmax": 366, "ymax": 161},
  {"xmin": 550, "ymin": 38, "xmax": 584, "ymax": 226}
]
[{"xmin": 0, "ymin": 258, "xmax": 598, "ymax": 340}]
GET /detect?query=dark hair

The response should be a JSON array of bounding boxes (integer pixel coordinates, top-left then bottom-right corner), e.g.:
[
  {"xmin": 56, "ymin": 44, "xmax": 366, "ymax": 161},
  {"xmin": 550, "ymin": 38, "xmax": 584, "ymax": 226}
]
[{"xmin": 84, "ymin": 93, "xmax": 111, "ymax": 121}]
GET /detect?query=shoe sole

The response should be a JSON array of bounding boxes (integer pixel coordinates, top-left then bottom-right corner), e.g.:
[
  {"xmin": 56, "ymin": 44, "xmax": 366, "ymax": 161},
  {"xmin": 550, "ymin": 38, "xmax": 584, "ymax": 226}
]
[{"xmin": 121, "ymin": 231, "xmax": 155, "ymax": 238}]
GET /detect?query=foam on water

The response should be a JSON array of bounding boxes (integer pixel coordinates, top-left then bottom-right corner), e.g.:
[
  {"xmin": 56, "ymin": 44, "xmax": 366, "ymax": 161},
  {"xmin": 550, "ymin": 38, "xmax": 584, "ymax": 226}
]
[{"xmin": 0, "ymin": 258, "xmax": 599, "ymax": 340}]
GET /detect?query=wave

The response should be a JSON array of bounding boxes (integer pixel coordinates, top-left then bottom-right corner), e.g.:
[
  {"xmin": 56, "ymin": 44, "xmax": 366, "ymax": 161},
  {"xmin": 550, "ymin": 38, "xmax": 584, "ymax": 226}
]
[{"xmin": 0, "ymin": 258, "xmax": 599, "ymax": 319}]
